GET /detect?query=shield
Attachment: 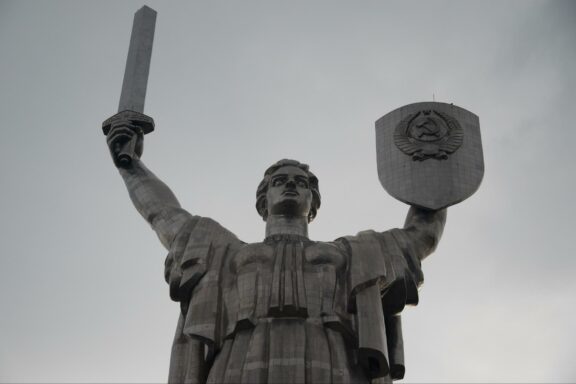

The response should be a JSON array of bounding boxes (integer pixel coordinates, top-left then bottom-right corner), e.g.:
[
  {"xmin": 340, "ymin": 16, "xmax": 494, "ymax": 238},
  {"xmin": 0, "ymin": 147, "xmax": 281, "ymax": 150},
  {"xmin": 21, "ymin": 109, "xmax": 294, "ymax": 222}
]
[{"xmin": 375, "ymin": 102, "xmax": 484, "ymax": 210}]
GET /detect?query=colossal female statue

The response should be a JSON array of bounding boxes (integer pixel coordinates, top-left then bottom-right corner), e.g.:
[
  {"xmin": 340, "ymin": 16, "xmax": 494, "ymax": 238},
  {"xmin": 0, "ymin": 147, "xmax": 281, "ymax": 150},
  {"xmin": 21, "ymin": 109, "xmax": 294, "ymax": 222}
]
[{"xmin": 106, "ymin": 120, "xmax": 446, "ymax": 383}]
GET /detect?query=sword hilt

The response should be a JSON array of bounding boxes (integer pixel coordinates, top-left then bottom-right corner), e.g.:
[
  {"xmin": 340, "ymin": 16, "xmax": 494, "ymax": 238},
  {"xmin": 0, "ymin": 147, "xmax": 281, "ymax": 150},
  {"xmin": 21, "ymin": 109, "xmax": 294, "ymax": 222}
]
[{"xmin": 102, "ymin": 110, "xmax": 155, "ymax": 168}]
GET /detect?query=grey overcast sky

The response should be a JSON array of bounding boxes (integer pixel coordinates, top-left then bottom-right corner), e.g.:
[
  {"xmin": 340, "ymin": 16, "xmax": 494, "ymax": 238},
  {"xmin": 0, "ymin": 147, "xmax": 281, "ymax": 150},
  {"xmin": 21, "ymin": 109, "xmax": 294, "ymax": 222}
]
[{"xmin": 1, "ymin": 0, "xmax": 575, "ymax": 382}]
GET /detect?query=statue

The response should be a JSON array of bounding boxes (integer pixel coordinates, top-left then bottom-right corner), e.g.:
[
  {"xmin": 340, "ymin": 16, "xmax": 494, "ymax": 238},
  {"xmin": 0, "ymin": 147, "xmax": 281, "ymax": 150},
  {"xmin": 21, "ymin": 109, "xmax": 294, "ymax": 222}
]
[
  {"xmin": 104, "ymin": 9, "xmax": 483, "ymax": 384},
  {"xmin": 105, "ymin": 120, "xmax": 456, "ymax": 383}
]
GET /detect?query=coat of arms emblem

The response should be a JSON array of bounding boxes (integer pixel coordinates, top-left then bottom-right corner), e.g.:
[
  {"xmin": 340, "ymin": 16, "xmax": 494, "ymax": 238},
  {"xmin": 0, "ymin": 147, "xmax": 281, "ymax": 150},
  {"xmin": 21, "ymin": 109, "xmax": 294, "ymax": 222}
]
[
  {"xmin": 394, "ymin": 110, "xmax": 463, "ymax": 161},
  {"xmin": 376, "ymin": 102, "xmax": 484, "ymax": 210}
]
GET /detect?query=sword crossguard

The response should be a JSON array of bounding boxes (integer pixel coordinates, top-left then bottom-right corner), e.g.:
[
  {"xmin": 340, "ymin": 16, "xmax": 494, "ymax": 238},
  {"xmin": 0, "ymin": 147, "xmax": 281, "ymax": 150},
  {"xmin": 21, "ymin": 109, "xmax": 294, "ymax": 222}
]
[
  {"xmin": 102, "ymin": 110, "xmax": 155, "ymax": 168},
  {"xmin": 102, "ymin": 110, "xmax": 155, "ymax": 136}
]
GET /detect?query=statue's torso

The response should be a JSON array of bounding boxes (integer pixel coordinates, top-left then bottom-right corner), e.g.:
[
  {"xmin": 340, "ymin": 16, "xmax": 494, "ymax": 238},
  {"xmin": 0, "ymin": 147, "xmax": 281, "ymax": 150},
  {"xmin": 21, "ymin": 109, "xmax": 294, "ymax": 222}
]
[
  {"xmin": 207, "ymin": 235, "xmax": 366, "ymax": 383},
  {"xmin": 172, "ymin": 220, "xmax": 420, "ymax": 383},
  {"xmin": 228, "ymin": 236, "xmax": 349, "ymax": 322}
]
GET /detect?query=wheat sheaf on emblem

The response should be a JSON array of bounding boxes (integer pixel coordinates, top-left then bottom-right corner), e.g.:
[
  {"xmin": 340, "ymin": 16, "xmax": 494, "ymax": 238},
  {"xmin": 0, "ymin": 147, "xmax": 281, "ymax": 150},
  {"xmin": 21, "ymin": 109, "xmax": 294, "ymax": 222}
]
[{"xmin": 394, "ymin": 110, "xmax": 464, "ymax": 161}]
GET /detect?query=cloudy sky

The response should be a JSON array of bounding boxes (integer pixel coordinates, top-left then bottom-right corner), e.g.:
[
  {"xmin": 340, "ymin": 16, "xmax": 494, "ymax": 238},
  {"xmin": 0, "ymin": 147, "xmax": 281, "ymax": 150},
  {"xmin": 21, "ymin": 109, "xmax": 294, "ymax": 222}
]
[{"xmin": 1, "ymin": 0, "xmax": 575, "ymax": 382}]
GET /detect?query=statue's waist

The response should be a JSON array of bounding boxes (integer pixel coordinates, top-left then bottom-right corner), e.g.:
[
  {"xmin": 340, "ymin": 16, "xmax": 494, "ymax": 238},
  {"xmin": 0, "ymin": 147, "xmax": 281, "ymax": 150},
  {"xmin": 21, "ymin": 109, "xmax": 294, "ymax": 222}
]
[
  {"xmin": 230, "ymin": 312, "xmax": 355, "ymax": 342},
  {"xmin": 229, "ymin": 266, "xmax": 347, "ymax": 325}
]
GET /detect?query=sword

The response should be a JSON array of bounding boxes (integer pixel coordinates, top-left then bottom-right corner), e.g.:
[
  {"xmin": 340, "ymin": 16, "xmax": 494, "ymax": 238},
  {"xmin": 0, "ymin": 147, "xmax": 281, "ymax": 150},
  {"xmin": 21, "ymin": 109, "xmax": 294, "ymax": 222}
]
[{"xmin": 103, "ymin": 5, "xmax": 157, "ymax": 167}]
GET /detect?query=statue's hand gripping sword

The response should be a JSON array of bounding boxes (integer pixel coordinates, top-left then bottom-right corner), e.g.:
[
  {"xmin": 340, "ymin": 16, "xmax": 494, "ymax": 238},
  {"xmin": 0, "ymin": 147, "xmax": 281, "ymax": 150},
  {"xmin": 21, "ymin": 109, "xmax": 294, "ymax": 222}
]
[{"xmin": 102, "ymin": 6, "xmax": 157, "ymax": 168}]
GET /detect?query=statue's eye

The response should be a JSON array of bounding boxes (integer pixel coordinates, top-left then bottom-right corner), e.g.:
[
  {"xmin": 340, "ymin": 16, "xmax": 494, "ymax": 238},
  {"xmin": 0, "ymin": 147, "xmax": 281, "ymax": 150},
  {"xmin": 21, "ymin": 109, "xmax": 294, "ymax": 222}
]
[
  {"xmin": 271, "ymin": 177, "xmax": 285, "ymax": 187},
  {"xmin": 297, "ymin": 179, "xmax": 309, "ymax": 188}
]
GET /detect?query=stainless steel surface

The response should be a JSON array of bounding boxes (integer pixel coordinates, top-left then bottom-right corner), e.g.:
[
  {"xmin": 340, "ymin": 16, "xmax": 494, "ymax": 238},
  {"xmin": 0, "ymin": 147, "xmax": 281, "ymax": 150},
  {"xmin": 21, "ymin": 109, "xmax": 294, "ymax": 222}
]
[{"xmin": 118, "ymin": 6, "xmax": 157, "ymax": 113}]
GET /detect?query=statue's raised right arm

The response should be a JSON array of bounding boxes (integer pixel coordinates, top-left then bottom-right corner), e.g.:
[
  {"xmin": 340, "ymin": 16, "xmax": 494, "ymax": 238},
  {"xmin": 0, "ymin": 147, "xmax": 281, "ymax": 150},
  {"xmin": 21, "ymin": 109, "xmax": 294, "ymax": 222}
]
[{"xmin": 106, "ymin": 119, "xmax": 193, "ymax": 250}]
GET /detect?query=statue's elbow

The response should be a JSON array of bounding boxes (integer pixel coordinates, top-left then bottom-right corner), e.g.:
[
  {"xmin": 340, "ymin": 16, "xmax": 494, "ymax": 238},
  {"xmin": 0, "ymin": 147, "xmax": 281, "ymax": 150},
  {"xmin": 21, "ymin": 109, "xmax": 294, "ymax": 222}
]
[
  {"xmin": 408, "ymin": 224, "xmax": 444, "ymax": 260},
  {"xmin": 424, "ymin": 231, "xmax": 441, "ymax": 255}
]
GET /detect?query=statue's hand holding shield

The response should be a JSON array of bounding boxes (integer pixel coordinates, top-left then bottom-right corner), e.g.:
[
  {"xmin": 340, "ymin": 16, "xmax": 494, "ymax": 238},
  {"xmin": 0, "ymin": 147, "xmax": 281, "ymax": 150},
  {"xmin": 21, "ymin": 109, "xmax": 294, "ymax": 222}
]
[{"xmin": 376, "ymin": 102, "xmax": 484, "ymax": 209}]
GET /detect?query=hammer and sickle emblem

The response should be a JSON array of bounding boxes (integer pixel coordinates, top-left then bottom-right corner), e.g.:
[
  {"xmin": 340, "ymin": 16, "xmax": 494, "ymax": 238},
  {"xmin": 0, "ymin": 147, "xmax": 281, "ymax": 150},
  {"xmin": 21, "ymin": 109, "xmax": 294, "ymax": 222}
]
[
  {"xmin": 394, "ymin": 110, "xmax": 464, "ymax": 161},
  {"xmin": 413, "ymin": 118, "xmax": 443, "ymax": 140}
]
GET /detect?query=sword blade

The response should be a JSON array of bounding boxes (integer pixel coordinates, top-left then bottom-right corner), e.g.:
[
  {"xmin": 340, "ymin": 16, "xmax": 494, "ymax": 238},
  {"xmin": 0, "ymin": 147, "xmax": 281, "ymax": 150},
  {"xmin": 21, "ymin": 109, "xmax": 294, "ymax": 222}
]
[{"xmin": 118, "ymin": 6, "xmax": 157, "ymax": 113}]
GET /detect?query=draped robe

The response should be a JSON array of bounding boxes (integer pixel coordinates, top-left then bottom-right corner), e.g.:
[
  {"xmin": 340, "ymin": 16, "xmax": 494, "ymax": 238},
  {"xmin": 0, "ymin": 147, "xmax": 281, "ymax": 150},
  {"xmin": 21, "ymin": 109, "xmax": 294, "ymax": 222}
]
[{"xmin": 163, "ymin": 216, "xmax": 426, "ymax": 384}]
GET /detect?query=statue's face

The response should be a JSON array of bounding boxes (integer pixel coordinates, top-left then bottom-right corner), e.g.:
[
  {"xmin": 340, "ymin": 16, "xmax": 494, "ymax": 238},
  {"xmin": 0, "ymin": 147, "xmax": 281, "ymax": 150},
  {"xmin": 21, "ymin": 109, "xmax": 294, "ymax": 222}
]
[{"xmin": 266, "ymin": 165, "xmax": 312, "ymax": 219}]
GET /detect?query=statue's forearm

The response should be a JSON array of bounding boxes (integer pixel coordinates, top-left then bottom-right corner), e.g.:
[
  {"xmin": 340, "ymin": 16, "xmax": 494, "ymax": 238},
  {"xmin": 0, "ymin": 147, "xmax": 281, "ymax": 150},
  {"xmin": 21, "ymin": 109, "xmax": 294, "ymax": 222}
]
[
  {"xmin": 119, "ymin": 159, "xmax": 192, "ymax": 249},
  {"xmin": 403, "ymin": 206, "xmax": 447, "ymax": 260}
]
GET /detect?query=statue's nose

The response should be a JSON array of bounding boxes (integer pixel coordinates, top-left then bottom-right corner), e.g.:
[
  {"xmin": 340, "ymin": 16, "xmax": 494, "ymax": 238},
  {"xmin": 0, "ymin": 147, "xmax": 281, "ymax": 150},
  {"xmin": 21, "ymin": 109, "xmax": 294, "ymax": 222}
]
[{"xmin": 285, "ymin": 179, "xmax": 296, "ymax": 189}]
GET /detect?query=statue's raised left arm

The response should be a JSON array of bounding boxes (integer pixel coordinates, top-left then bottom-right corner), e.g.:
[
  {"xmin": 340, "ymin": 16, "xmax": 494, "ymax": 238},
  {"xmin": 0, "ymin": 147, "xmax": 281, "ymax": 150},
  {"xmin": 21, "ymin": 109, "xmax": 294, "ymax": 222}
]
[{"xmin": 402, "ymin": 206, "xmax": 447, "ymax": 261}]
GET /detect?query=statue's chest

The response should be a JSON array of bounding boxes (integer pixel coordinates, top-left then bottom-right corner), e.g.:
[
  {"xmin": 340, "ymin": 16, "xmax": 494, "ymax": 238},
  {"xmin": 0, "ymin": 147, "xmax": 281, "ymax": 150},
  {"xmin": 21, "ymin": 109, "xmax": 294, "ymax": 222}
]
[
  {"xmin": 233, "ymin": 241, "xmax": 346, "ymax": 271},
  {"xmin": 227, "ymin": 240, "xmax": 348, "ymax": 319}
]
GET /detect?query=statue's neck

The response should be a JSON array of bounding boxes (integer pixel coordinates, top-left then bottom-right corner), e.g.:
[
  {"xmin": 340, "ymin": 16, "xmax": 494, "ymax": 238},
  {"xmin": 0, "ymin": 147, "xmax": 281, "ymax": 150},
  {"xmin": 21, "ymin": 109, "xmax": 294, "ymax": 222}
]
[{"xmin": 265, "ymin": 215, "xmax": 309, "ymax": 238}]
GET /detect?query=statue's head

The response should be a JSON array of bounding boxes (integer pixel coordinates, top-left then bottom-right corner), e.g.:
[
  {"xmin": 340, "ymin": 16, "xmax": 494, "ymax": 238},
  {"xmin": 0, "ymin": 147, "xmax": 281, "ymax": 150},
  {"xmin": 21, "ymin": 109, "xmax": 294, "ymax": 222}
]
[{"xmin": 256, "ymin": 159, "xmax": 321, "ymax": 223}]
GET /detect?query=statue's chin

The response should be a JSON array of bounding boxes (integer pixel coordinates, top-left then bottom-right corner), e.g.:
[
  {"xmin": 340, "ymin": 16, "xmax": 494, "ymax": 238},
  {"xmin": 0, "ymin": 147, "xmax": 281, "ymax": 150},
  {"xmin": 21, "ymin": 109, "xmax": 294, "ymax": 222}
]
[{"xmin": 269, "ymin": 199, "xmax": 308, "ymax": 218}]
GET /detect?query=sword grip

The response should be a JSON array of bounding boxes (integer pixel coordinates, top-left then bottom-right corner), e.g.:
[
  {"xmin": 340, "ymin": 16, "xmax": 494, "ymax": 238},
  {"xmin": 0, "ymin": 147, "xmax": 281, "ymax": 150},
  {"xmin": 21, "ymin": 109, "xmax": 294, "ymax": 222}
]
[
  {"xmin": 116, "ymin": 136, "xmax": 138, "ymax": 167},
  {"xmin": 103, "ymin": 110, "xmax": 155, "ymax": 168}
]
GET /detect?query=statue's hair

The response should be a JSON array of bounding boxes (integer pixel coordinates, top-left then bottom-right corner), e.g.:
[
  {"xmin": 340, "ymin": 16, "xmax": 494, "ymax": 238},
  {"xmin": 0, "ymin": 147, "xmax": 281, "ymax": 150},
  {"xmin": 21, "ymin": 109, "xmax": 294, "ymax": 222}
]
[{"xmin": 256, "ymin": 159, "xmax": 321, "ymax": 222}]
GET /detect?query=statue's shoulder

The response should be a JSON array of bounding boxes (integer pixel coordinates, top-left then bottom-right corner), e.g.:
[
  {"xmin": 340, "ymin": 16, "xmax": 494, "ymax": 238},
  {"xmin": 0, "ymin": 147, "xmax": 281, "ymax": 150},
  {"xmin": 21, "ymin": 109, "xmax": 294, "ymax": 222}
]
[
  {"xmin": 309, "ymin": 239, "xmax": 343, "ymax": 252},
  {"xmin": 165, "ymin": 216, "xmax": 244, "ymax": 302},
  {"xmin": 331, "ymin": 229, "xmax": 389, "ymax": 249},
  {"xmin": 234, "ymin": 241, "xmax": 274, "ymax": 261},
  {"xmin": 181, "ymin": 215, "xmax": 244, "ymax": 247},
  {"xmin": 331, "ymin": 229, "xmax": 411, "ymax": 294},
  {"xmin": 333, "ymin": 228, "xmax": 401, "ymax": 249}
]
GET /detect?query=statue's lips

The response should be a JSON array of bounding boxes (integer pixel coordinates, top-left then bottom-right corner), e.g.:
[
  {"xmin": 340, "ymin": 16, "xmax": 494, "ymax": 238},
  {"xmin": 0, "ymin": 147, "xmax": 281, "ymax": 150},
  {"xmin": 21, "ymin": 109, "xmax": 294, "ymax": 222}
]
[{"xmin": 282, "ymin": 191, "xmax": 299, "ymax": 197}]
